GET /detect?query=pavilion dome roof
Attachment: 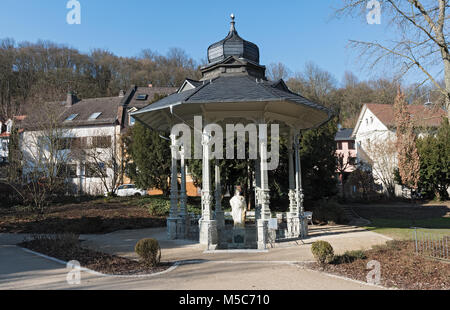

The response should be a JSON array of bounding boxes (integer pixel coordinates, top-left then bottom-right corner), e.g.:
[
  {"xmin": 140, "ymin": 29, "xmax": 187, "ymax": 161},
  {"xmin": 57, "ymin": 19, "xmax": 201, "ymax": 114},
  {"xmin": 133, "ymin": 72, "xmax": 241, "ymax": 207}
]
[{"xmin": 207, "ymin": 14, "xmax": 260, "ymax": 65}]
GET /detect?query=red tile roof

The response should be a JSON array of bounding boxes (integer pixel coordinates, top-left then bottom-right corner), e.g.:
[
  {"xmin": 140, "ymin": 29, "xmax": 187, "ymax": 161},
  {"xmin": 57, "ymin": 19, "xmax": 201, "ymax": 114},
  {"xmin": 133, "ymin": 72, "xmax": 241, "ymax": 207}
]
[{"xmin": 366, "ymin": 103, "xmax": 447, "ymax": 128}]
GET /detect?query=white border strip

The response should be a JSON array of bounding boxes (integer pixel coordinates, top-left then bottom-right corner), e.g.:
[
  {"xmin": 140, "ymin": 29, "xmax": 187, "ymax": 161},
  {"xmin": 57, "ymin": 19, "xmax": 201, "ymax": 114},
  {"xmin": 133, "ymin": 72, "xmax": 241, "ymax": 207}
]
[
  {"xmin": 204, "ymin": 249, "xmax": 269, "ymax": 254},
  {"xmin": 21, "ymin": 247, "xmax": 179, "ymax": 278},
  {"xmin": 295, "ymin": 264, "xmax": 394, "ymax": 290}
]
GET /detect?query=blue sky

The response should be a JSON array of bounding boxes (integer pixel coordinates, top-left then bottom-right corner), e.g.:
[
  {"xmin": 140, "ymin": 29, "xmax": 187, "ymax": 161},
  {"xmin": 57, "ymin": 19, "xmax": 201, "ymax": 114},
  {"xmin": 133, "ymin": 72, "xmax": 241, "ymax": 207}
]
[{"xmin": 0, "ymin": 0, "xmax": 390, "ymax": 85}]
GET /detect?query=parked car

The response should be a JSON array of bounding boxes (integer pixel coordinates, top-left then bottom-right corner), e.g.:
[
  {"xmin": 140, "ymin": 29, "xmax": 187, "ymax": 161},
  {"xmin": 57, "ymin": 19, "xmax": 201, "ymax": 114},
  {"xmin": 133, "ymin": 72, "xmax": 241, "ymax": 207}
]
[{"xmin": 108, "ymin": 184, "xmax": 147, "ymax": 197}]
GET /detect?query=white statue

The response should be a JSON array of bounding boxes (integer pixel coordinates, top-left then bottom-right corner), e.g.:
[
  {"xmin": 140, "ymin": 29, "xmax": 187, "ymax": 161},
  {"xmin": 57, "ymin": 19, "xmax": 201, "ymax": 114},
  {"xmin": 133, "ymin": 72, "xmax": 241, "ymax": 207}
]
[{"xmin": 230, "ymin": 190, "xmax": 246, "ymax": 227}]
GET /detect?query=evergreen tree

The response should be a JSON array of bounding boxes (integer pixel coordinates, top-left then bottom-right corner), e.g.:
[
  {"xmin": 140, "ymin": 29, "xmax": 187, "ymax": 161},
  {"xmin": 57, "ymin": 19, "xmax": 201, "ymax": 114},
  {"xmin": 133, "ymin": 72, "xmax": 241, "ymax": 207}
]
[
  {"xmin": 417, "ymin": 118, "xmax": 450, "ymax": 200},
  {"xmin": 126, "ymin": 122, "xmax": 171, "ymax": 196},
  {"xmin": 299, "ymin": 119, "xmax": 339, "ymax": 202}
]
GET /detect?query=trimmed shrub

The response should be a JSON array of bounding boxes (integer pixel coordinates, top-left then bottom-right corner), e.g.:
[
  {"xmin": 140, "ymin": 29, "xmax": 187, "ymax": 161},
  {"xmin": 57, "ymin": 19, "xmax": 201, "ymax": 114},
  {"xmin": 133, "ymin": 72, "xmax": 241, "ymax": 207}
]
[
  {"xmin": 135, "ymin": 238, "xmax": 161, "ymax": 267},
  {"xmin": 311, "ymin": 240, "xmax": 334, "ymax": 264}
]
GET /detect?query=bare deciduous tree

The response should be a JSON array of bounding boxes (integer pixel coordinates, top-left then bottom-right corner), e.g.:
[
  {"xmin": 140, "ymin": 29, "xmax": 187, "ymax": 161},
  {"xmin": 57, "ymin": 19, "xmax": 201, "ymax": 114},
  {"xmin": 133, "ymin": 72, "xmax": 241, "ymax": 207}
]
[
  {"xmin": 394, "ymin": 88, "xmax": 421, "ymax": 189},
  {"xmin": 74, "ymin": 132, "xmax": 122, "ymax": 196},
  {"xmin": 365, "ymin": 136, "xmax": 398, "ymax": 196},
  {"xmin": 336, "ymin": 0, "xmax": 450, "ymax": 116},
  {"xmin": 267, "ymin": 62, "xmax": 291, "ymax": 81},
  {"xmin": 18, "ymin": 94, "xmax": 72, "ymax": 214}
]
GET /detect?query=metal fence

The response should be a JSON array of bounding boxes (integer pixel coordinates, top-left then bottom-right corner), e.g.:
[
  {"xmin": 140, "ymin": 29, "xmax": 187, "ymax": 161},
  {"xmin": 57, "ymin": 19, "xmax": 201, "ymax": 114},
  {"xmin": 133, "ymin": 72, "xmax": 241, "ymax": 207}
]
[{"xmin": 412, "ymin": 227, "xmax": 449, "ymax": 261}]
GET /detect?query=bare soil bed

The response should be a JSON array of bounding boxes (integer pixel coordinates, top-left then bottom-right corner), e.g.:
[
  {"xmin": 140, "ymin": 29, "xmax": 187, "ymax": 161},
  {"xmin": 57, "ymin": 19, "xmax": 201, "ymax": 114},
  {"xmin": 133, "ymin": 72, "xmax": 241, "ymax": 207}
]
[
  {"xmin": 0, "ymin": 199, "xmax": 166, "ymax": 234},
  {"xmin": 20, "ymin": 237, "xmax": 171, "ymax": 275},
  {"xmin": 308, "ymin": 240, "xmax": 450, "ymax": 290}
]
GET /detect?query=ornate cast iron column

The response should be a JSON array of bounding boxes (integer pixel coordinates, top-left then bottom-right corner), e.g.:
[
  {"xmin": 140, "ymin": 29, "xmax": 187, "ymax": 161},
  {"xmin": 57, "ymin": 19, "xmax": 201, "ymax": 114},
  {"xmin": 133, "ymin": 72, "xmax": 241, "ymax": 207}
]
[
  {"xmin": 259, "ymin": 132, "xmax": 271, "ymax": 221},
  {"xmin": 215, "ymin": 159, "xmax": 225, "ymax": 230},
  {"xmin": 167, "ymin": 133, "xmax": 179, "ymax": 240},
  {"xmin": 294, "ymin": 133, "xmax": 308, "ymax": 238},
  {"xmin": 199, "ymin": 132, "xmax": 218, "ymax": 248},
  {"xmin": 287, "ymin": 132, "xmax": 298, "ymax": 237},
  {"xmin": 257, "ymin": 126, "xmax": 270, "ymax": 250},
  {"xmin": 254, "ymin": 157, "xmax": 261, "ymax": 221},
  {"xmin": 178, "ymin": 145, "xmax": 188, "ymax": 238}
]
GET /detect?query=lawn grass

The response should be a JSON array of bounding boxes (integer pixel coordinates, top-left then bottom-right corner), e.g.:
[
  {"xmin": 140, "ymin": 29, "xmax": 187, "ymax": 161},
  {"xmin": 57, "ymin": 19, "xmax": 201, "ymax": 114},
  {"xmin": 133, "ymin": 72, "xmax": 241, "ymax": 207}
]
[{"xmin": 350, "ymin": 202, "xmax": 450, "ymax": 240}]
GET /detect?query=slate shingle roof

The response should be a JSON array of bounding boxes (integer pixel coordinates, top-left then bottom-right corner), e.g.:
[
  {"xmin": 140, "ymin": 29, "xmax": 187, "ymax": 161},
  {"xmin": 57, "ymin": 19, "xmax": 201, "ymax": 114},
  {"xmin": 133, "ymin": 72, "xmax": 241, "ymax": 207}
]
[
  {"xmin": 59, "ymin": 96, "xmax": 122, "ymax": 127},
  {"xmin": 128, "ymin": 86, "xmax": 177, "ymax": 109},
  {"xmin": 335, "ymin": 128, "xmax": 354, "ymax": 141},
  {"xmin": 133, "ymin": 75, "xmax": 331, "ymax": 116},
  {"xmin": 207, "ymin": 16, "xmax": 260, "ymax": 64}
]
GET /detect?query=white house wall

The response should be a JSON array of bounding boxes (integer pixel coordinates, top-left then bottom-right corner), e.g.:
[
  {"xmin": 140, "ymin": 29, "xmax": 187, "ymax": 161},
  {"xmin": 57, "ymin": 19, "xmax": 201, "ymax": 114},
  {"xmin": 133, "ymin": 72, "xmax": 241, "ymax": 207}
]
[
  {"xmin": 20, "ymin": 124, "xmax": 120, "ymax": 196},
  {"xmin": 354, "ymin": 107, "xmax": 397, "ymax": 193}
]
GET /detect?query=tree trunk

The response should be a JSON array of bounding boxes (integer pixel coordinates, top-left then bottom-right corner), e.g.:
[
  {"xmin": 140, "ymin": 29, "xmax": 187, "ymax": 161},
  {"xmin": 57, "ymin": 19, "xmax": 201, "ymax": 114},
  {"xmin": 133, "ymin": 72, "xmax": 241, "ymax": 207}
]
[{"xmin": 443, "ymin": 58, "xmax": 450, "ymax": 117}]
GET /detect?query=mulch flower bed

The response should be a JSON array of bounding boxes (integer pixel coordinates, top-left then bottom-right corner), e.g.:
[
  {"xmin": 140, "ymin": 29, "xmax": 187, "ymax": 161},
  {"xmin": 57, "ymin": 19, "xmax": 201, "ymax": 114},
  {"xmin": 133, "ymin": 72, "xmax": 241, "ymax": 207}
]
[
  {"xmin": 19, "ymin": 236, "xmax": 171, "ymax": 276},
  {"xmin": 307, "ymin": 240, "xmax": 450, "ymax": 290},
  {"xmin": 0, "ymin": 201, "xmax": 166, "ymax": 234}
]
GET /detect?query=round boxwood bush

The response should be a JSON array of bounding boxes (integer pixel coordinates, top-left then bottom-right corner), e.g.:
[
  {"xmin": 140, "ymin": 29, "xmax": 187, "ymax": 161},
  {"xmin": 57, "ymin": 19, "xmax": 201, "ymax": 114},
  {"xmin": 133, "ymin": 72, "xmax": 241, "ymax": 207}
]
[
  {"xmin": 135, "ymin": 238, "xmax": 161, "ymax": 267},
  {"xmin": 311, "ymin": 240, "xmax": 334, "ymax": 264}
]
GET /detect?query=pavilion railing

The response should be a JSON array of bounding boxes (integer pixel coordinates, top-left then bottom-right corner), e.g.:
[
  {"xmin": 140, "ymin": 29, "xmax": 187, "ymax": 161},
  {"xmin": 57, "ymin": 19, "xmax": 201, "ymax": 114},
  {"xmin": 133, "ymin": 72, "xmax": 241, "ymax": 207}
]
[{"xmin": 412, "ymin": 227, "xmax": 449, "ymax": 261}]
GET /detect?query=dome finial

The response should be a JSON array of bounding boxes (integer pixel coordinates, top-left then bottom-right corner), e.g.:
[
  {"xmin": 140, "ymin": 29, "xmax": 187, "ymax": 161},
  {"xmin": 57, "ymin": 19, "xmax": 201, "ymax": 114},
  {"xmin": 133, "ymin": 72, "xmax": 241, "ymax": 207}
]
[{"xmin": 230, "ymin": 13, "xmax": 236, "ymax": 32}]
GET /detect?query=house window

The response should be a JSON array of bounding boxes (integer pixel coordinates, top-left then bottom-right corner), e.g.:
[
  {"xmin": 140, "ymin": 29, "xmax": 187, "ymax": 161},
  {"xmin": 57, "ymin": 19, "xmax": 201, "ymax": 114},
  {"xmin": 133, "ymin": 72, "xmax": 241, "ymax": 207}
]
[
  {"xmin": 84, "ymin": 163, "xmax": 105, "ymax": 178},
  {"xmin": 337, "ymin": 142, "xmax": 342, "ymax": 150},
  {"xmin": 58, "ymin": 164, "xmax": 78, "ymax": 178},
  {"xmin": 56, "ymin": 138, "xmax": 71, "ymax": 151},
  {"xmin": 88, "ymin": 112, "xmax": 102, "ymax": 120},
  {"xmin": 136, "ymin": 94, "xmax": 148, "ymax": 101},
  {"xmin": 348, "ymin": 141, "xmax": 355, "ymax": 150},
  {"xmin": 370, "ymin": 116, "xmax": 373, "ymax": 124},
  {"xmin": 65, "ymin": 114, "xmax": 78, "ymax": 122},
  {"xmin": 91, "ymin": 136, "xmax": 111, "ymax": 149},
  {"xmin": 6, "ymin": 121, "xmax": 12, "ymax": 133},
  {"xmin": 73, "ymin": 137, "xmax": 88, "ymax": 149},
  {"xmin": 348, "ymin": 157, "xmax": 357, "ymax": 166}
]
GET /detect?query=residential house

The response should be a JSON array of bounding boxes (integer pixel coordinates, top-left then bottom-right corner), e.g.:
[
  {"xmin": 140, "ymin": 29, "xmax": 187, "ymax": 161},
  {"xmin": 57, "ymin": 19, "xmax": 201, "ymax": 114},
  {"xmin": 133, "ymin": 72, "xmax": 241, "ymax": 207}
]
[
  {"xmin": 352, "ymin": 103, "xmax": 446, "ymax": 196},
  {"xmin": 335, "ymin": 127, "xmax": 357, "ymax": 196},
  {"xmin": 20, "ymin": 85, "xmax": 178, "ymax": 195},
  {"xmin": 0, "ymin": 116, "xmax": 26, "ymax": 163}
]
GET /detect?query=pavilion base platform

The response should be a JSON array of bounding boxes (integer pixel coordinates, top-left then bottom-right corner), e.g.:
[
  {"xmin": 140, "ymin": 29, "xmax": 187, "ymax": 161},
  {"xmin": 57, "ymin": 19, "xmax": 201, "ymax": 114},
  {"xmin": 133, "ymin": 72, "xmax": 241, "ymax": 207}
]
[{"xmin": 167, "ymin": 214, "xmax": 309, "ymax": 250}]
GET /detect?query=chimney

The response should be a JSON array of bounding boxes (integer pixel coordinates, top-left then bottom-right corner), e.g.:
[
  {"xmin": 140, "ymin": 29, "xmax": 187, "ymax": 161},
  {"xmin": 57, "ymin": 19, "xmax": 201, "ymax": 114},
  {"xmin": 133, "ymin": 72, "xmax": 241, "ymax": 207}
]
[
  {"xmin": 119, "ymin": 90, "xmax": 125, "ymax": 97},
  {"xmin": 66, "ymin": 91, "xmax": 77, "ymax": 107}
]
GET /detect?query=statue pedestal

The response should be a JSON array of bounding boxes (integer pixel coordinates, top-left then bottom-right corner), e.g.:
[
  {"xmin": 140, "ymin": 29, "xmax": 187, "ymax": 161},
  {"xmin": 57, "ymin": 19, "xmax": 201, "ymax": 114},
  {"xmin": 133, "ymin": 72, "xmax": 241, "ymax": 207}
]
[{"xmin": 230, "ymin": 227, "xmax": 246, "ymax": 249}]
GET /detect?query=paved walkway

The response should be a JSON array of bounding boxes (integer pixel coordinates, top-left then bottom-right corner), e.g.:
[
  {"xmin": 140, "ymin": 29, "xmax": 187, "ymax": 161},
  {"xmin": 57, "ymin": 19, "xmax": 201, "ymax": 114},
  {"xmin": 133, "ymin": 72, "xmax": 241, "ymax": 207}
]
[
  {"xmin": 0, "ymin": 225, "xmax": 391, "ymax": 290},
  {"xmin": 81, "ymin": 225, "xmax": 392, "ymax": 263}
]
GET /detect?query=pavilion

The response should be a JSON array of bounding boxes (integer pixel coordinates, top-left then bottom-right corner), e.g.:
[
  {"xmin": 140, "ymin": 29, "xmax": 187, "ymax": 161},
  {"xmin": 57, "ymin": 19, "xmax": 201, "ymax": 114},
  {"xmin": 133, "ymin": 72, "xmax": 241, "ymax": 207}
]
[{"xmin": 131, "ymin": 15, "xmax": 332, "ymax": 250}]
